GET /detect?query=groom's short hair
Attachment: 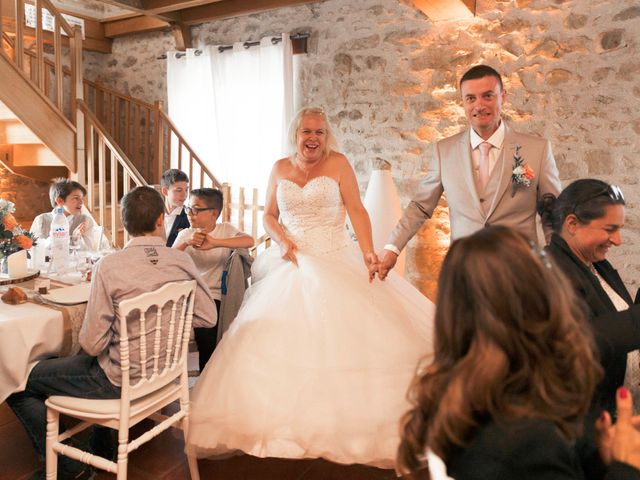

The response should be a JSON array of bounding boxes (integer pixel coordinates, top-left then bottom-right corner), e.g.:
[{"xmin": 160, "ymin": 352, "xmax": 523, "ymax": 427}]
[{"xmin": 460, "ymin": 65, "xmax": 503, "ymax": 91}]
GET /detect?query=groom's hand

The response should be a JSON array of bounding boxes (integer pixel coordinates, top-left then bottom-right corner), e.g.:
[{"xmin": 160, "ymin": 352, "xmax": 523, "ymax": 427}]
[{"xmin": 378, "ymin": 250, "xmax": 398, "ymax": 281}]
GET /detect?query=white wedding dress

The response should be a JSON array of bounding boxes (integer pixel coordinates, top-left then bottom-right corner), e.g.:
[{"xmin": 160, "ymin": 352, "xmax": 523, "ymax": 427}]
[{"xmin": 187, "ymin": 176, "xmax": 435, "ymax": 468}]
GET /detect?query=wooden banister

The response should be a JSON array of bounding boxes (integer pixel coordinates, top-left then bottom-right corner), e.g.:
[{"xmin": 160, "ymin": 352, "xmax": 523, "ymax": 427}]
[
  {"xmin": 78, "ymin": 99, "xmax": 147, "ymax": 247},
  {"xmin": 156, "ymin": 109, "xmax": 222, "ymax": 188},
  {"xmin": 2, "ymin": 0, "xmax": 270, "ymax": 252},
  {"xmin": 2, "ymin": 0, "xmax": 79, "ymax": 125}
]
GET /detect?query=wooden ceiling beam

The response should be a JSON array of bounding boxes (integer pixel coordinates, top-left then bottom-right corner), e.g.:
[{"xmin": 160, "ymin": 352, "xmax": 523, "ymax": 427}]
[
  {"xmin": 93, "ymin": 0, "xmax": 145, "ymax": 11},
  {"xmin": 1, "ymin": 16, "xmax": 112, "ymax": 53},
  {"xmin": 170, "ymin": 22, "xmax": 192, "ymax": 50},
  {"xmin": 96, "ymin": 0, "xmax": 181, "ymax": 22},
  {"xmin": 410, "ymin": 0, "xmax": 475, "ymax": 21},
  {"xmin": 142, "ymin": 0, "xmax": 223, "ymax": 15},
  {"xmin": 180, "ymin": 0, "xmax": 319, "ymax": 25},
  {"xmin": 103, "ymin": 15, "xmax": 171, "ymax": 37}
]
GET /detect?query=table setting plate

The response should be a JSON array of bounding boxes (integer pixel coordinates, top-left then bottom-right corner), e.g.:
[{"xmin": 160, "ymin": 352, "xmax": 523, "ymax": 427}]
[
  {"xmin": 41, "ymin": 283, "xmax": 91, "ymax": 305},
  {"xmin": 0, "ymin": 269, "xmax": 40, "ymax": 286}
]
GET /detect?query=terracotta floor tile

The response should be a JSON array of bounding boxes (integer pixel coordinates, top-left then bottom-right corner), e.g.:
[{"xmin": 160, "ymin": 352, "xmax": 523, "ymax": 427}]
[{"xmin": 0, "ymin": 404, "xmax": 41, "ymax": 480}]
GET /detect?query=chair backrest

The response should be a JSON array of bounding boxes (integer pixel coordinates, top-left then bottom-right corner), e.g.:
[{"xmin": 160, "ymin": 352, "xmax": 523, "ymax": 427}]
[{"xmin": 117, "ymin": 280, "xmax": 197, "ymax": 402}]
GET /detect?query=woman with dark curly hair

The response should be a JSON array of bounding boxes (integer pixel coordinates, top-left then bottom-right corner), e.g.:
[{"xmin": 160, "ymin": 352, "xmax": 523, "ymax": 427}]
[
  {"xmin": 540, "ymin": 179, "xmax": 640, "ymax": 416},
  {"xmin": 397, "ymin": 226, "xmax": 640, "ymax": 480}
]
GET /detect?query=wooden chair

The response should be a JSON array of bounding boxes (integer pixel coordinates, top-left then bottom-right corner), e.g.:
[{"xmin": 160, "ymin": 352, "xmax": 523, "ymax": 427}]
[{"xmin": 45, "ymin": 280, "xmax": 199, "ymax": 480}]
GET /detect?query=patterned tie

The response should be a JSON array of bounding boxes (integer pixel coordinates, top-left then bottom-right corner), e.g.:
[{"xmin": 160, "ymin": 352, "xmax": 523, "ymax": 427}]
[{"xmin": 478, "ymin": 142, "xmax": 492, "ymax": 191}]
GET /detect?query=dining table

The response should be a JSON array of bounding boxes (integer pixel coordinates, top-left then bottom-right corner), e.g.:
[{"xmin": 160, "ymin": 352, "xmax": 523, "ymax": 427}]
[{"xmin": 0, "ymin": 274, "xmax": 89, "ymax": 403}]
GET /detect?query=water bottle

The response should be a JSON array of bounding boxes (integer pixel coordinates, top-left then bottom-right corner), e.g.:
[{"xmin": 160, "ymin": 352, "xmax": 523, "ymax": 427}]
[{"xmin": 50, "ymin": 207, "xmax": 70, "ymax": 274}]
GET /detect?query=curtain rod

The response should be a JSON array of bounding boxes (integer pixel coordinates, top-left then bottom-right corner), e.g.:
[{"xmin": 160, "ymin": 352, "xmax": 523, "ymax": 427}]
[{"xmin": 157, "ymin": 32, "xmax": 309, "ymax": 60}]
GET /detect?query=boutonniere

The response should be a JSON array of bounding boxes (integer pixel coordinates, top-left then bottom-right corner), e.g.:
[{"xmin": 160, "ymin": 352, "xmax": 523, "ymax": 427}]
[{"xmin": 511, "ymin": 145, "xmax": 535, "ymax": 197}]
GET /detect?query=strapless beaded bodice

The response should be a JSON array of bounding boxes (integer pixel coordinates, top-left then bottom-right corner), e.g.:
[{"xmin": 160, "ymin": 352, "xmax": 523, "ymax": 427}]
[{"xmin": 277, "ymin": 176, "xmax": 351, "ymax": 255}]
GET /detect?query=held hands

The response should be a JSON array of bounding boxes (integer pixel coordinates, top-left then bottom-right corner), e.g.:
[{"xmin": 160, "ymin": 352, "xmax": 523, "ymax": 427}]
[
  {"xmin": 595, "ymin": 387, "xmax": 640, "ymax": 469},
  {"xmin": 377, "ymin": 249, "xmax": 398, "ymax": 281},
  {"xmin": 279, "ymin": 237, "xmax": 299, "ymax": 266},
  {"xmin": 185, "ymin": 230, "xmax": 216, "ymax": 250},
  {"xmin": 363, "ymin": 251, "xmax": 379, "ymax": 283}
]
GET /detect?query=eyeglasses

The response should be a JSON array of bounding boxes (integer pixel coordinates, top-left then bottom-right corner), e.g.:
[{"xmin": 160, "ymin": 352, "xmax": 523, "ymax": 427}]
[
  {"xmin": 607, "ymin": 184, "xmax": 625, "ymax": 203},
  {"xmin": 585, "ymin": 184, "xmax": 624, "ymax": 204},
  {"xmin": 573, "ymin": 184, "xmax": 625, "ymax": 218},
  {"xmin": 185, "ymin": 205, "xmax": 215, "ymax": 216}
]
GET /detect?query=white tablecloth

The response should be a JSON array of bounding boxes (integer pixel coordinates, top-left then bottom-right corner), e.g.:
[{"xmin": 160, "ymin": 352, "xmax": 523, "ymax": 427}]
[{"xmin": 0, "ymin": 298, "xmax": 85, "ymax": 403}]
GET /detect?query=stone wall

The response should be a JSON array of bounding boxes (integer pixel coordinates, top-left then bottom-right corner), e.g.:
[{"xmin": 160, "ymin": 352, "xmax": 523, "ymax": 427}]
[
  {"xmin": 0, "ymin": 165, "xmax": 51, "ymax": 226},
  {"xmin": 82, "ymin": 0, "xmax": 640, "ymax": 299}
]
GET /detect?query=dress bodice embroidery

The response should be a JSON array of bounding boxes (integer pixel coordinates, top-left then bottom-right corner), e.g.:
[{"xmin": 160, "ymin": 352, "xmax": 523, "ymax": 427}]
[{"xmin": 277, "ymin": 176, "xmax": 351, "ymax": 255}]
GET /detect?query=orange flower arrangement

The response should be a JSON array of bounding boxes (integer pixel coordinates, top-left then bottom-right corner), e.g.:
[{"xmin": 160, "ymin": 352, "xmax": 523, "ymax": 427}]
[
  {"xmin": 2, "ymin": 213, "xmax": 18, "ymax": 230},
  {"xmin": 14, "ymin": 234, "xmax": 34, "ymax": 250},
  {"xmin": 0, "ymin": 199, "xmax": 37, "ymax": 262}
]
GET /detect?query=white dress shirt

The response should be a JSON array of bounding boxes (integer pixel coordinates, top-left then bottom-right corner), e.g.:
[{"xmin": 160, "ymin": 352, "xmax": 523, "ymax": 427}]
[
  {"xmin": 469, "ymin": 120, "xmax": 506, "ymax": 182},
  {"xmin": 163, "ymin": 205, "xmax": 184, "ymax": 238}
]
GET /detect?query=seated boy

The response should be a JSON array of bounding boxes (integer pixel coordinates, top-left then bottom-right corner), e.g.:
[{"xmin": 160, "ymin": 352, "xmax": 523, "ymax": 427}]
[
  {"xmin": 30, "ymin": 177, "xmax": 102, "ymax": 249},
  {"xmin": 160, "ymin": 169, "xmax": 190, "ymax": 247},
  {"xmin": 173, "ymin": 187, "xmax": 254, "ymax": 370},
  {"xmin": 8, "ymin": 186, "xmax": 216, "ymax": 479}
]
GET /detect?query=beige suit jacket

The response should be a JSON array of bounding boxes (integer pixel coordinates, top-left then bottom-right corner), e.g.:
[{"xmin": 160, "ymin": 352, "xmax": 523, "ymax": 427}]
[{"xmin": 388, "ymin": 123, "xmax": 561, "ymax": 249}]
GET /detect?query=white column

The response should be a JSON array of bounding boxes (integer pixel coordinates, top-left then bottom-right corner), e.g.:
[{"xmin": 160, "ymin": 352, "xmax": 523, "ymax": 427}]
[{"xmin": 363, "ymin": 168, "xmax": 405, "ymax": 277}]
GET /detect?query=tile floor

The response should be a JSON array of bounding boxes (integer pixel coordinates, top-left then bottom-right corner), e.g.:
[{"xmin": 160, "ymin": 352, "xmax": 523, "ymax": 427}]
[{"xmin": 0, "ymin": 353, "xmax": 397, "ymax": 480}]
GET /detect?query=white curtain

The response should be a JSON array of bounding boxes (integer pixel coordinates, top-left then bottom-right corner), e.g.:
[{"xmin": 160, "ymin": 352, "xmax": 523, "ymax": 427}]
[{"xmin": 166, "ymin": 35, "xmax": 293, "ymax": 194}]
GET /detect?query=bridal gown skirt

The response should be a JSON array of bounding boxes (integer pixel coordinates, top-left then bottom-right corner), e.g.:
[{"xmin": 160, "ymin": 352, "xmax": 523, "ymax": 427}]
[{"xmin": 186, "ymin": 242, "xmax": 435, "ymax": 468}]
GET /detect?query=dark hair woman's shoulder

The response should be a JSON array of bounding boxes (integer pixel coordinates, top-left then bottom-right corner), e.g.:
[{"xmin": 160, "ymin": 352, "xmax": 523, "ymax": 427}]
[{"xmin": 448, "ymin": 418, "xmax": 577, "ymax": 480}]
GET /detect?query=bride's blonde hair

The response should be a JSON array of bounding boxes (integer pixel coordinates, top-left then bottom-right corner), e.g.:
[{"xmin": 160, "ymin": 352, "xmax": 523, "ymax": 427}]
[{"xmin": 288, "ymin": 107, "xmax": 338, "ymax": 158}]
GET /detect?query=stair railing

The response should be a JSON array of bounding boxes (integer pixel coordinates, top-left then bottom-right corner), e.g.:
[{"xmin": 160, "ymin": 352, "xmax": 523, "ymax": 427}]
[
  {"xmin": 1, "ymin": 1, "xmax": 270, "ymax": 252},
  {"xmin": 78, "ymin": 99, "xmax": 147, "ymax": 247},
  {"xmin": 0, "ymin": 0, "xmax": 82, "ymax": 124}
]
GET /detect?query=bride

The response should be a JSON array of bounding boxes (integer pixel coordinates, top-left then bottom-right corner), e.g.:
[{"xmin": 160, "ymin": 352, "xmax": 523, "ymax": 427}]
[{"xmin": 186, "ymin": 107, "xmax": 435, "ymax": 468}]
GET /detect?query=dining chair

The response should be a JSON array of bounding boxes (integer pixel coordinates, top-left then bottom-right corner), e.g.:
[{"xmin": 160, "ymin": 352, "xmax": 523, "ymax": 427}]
[{"xmin": 44, "ymin": 280, "xmax": 200, "ymax": 480}]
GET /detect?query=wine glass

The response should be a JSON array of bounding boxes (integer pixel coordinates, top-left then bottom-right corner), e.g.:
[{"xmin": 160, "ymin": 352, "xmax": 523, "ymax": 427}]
[{"xmin": 76, "ymin": 255, "xmax": 92, "ymax": 282}]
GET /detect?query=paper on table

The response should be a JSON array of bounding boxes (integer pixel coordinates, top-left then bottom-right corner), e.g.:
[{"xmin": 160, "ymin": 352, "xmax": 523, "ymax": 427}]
[{"xmin": 42, "ymin": 283, "xmax": 91, "ymax": 305}]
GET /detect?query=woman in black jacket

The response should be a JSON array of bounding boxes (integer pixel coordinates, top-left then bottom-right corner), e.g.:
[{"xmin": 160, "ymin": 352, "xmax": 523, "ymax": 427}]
[
  {"xmin": 541, "ymin": 179, "xmax": 639, "ymax": 416},
  {"xmin": 397, "ymin": 226, "xmax": 640, "ymax": 480}
]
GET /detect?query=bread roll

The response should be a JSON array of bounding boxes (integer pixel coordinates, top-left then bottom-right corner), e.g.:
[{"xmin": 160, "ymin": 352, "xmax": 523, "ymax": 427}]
[{"xmin": 1, "ymin": 287, "xmax": 28, "ymax": 305}]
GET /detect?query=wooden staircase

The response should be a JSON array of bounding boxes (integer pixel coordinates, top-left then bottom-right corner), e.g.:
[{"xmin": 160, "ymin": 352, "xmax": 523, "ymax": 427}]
[{"xmin": 0, "ymin": 0, "xmax": 268, "ymax": 251}]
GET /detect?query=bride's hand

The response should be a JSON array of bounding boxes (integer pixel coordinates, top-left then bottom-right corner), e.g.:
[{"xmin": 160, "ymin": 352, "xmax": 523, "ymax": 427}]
[
  {"xmin": 363, "ymin": 251, "xmax": 379, "ymax": 283},
  {"xmin": 279, "ymin": 237, "xmax": 299, "ymax": 266}
]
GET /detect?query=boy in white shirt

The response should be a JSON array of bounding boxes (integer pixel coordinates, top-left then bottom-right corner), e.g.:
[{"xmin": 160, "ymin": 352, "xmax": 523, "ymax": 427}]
[
  {"xmin": 173, "ymin": 188, "xmax": 254, "ymax": 370},
  {"xmin": 30, "ymin": 178, "xmax": 103, "ymax": 249}
]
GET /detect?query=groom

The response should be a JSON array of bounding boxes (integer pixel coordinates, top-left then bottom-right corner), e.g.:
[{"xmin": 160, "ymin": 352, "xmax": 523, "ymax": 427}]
[{"xmin": 378, "ymin": 64, "xmax": 561, "ymax": 279}]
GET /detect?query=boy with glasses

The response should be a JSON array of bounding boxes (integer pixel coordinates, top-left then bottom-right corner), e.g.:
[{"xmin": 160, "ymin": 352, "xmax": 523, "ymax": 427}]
[{"xmin": 173, "ymin": 188, "xmax": 254, "ymax": 370}]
